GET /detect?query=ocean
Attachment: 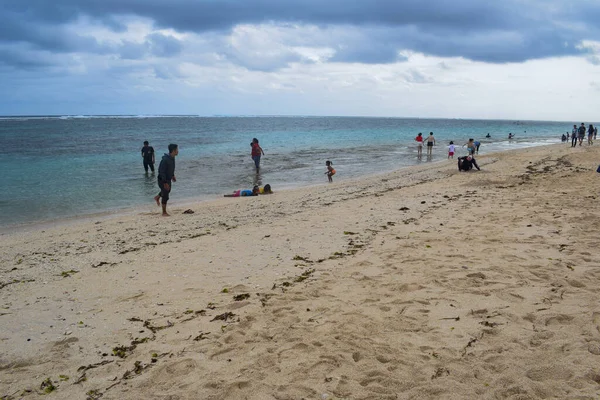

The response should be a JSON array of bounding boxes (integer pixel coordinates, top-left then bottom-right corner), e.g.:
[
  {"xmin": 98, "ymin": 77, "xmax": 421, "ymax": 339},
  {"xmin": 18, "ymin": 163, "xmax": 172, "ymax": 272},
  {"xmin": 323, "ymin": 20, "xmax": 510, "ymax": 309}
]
[{"xmin": 0, "ymin": 115, "xmax": 568, "ymax": 227}]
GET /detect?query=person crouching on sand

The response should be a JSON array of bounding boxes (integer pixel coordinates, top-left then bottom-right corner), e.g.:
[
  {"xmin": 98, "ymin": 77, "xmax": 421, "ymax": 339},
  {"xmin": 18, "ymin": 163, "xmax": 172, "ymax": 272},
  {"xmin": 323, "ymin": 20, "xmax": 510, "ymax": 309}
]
[
  {"xmin": 325, "ymin": 161, "xmax": 336, "ymax": 183},
  {"xmin": 154, "ymin": 143, "xmax": 178, "ymax": 216},
  {"xmin": 457, "ymin": 155, "xmax": 480, "ymax": 172}
]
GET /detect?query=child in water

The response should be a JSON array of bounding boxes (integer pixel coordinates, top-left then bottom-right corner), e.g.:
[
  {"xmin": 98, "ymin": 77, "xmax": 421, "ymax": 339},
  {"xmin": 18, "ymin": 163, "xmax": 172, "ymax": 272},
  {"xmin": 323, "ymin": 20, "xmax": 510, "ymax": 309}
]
[
  {"xmin": 448, "ymin": 141, "xmax": 456, "ymax": 159},
  {"xmin": 325, "ymin": 161, "xmax": 336, "ymax": 183}
]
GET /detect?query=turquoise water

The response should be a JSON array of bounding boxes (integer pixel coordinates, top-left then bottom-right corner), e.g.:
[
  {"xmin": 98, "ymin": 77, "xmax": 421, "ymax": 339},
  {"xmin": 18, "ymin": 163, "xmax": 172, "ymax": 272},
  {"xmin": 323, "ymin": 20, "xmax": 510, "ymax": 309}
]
[{"xmin": 0, "ymin": 115, "xmax": 567, "ymax": 227}]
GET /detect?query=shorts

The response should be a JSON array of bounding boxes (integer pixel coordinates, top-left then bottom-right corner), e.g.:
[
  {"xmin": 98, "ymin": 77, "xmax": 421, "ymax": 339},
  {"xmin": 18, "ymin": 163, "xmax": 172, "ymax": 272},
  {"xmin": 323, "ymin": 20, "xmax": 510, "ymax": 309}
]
[
  {"xmin": 448, "ymin": 152, "xmax": 454, "ymax": 156},
  {"xmin": 427, "ymin": 142, "xmax": 434, "ymax": 147},
  {"xmin": 417, "ymin": 143, "xmax": 423, "ymax": 147},
  {"xmin": 158, "ymin": 181, "xmax": 171, "ymax": 204}
]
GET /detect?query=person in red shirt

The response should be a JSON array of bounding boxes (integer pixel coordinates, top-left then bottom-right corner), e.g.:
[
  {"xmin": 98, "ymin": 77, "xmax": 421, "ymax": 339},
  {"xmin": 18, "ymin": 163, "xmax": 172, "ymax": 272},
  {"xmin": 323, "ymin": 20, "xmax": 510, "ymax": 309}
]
[
  {"xmin": 250, "ymin": 138, "xmax": 265, "ymax": 172},
  {"xmin": 415, "ymin": 132, "xmax": 424, "ymax": 158}
]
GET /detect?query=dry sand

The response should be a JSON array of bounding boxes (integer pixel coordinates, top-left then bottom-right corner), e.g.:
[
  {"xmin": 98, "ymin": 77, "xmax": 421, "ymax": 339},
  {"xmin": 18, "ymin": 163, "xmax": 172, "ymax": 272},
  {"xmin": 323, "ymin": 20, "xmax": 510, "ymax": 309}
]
[{"xmin": 1, "ymin": 143, "xmax": 600, "ymax": 400}]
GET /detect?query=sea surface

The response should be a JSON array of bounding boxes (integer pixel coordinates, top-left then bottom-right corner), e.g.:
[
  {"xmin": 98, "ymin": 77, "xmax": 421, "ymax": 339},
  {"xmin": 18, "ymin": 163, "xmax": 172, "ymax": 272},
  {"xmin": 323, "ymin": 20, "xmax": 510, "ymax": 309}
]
[{"xmin": 0, "ymin": 115, "xmax": 570, "ymax": 227}]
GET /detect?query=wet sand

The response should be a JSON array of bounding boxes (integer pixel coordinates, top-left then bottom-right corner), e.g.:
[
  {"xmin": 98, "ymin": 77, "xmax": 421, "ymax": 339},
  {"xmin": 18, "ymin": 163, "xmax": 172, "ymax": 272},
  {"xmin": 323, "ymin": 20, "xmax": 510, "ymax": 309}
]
[{"xmin": 1, "ymin": 143, "xmax": 600, "ymax": 399}]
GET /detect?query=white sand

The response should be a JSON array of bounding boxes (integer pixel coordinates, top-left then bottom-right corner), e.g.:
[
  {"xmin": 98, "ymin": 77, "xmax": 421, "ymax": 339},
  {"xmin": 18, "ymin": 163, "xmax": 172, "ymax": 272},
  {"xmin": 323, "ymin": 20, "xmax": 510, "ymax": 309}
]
[{"xmin": 2, "ymin": 143, "xmax": 600, "ymax": 400}]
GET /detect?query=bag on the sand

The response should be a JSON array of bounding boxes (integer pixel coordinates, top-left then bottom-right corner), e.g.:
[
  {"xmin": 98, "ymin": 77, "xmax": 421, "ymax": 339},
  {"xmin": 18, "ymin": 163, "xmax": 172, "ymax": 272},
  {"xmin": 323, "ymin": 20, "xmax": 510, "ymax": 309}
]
[{"xmin": 597, "ymin": 165, "xmax": 600, "ymax": 173}]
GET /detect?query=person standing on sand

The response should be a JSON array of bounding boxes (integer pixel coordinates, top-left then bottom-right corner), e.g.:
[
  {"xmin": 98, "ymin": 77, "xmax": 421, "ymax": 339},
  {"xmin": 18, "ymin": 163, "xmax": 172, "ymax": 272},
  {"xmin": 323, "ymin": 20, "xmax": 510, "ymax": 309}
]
[
  {"xmin": 250, "ymin": 138, "xmax": 265, "ymax": 173},
  {"xmin": 474, "ymin": 140, "xmax": 481, "ymax": 154},
  {"xmin": 588, "ymin": 124, "xmax": 594, "ymax": 145},
  {"xmin": 415, "ymin": 133, "xmax": 424, "ymax": 158},
  {"xmin": 154, "ymin": 144, "xmax": 178, "ymax": 216},
  {"xmin": 595, "ymin": 126, "xmax": 598, "ymax": 140},
  {"xmin": 141, "ymin": 141, "xmax": 155, "ymax": 173},
  {"xmin": 578, "ymin": 123, "xmax": 586, "ymax": 146},
  {"xmin": 571, "ymin": 125, "xmax": 578, "ymax": 147},
  {"xmin": 425, "ymin": 132, "xmax": 435, "ymax": 156}
]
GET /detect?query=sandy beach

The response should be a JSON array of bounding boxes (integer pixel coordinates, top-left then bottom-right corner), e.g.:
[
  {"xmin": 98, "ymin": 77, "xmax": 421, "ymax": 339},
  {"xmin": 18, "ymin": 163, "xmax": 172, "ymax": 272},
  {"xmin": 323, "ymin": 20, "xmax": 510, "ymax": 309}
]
[{"xmin": 2, "ymin": 143, "xmax": 600, "ymax": 400}]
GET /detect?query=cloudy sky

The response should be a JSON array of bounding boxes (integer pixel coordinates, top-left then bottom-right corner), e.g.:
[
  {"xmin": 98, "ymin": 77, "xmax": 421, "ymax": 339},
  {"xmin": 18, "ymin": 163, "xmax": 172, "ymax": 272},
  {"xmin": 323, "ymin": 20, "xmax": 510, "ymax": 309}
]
[{"xmin": 1, "ymin": 0, "xmax": 599, "ymax": 120}]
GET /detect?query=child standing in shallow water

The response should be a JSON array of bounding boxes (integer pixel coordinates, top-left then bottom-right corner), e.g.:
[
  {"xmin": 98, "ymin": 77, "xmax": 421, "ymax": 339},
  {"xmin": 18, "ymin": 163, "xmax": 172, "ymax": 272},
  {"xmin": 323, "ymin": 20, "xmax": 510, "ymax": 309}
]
[
  {"xmin": 325, "ymin": 161, "xmax": 336, "ymax": 183},
  {"xmin": 448, "ymin": 141, "xmax": 456, "ymax": 159}
]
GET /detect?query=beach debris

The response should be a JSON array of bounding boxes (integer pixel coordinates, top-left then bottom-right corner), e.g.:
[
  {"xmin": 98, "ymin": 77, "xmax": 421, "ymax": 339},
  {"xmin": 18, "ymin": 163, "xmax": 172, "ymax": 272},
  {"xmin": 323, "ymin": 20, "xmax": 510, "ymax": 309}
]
[
  {"xmin": 294, "ymin": 269, "xmax": 315, "ymax": 283},
  {"xmin": 441, "ymin": 316, "xmax": 460, "ymax": 321},
  {"xmin": 40, "ymin": 378, "xmax": 56, "ymax": 394},
  {"xmin": 182, "ymin": 209, "xmax": 195, "ymax": 214},
  {"xmin": 193, "ymin": 332, "xmax": 210, "ymax": 341},
  {"xmin": 210, "ymin": 312, "xmax": 235, "ymax": 322},
  {"xmin": 86, "ymin": 389, "xmax": 102, "ymax": 400},
  {"xmin": 292, "ymin": 255, "xmax": 313, "ymax": 263},
  {"xmin": 343, "ymin": 231, "xmax": 357, "ymax": 235},
  {"xmin": 92, "ymin": 261, "xmax": 115, "ymax": 268},
  {"xmin": 58, "ymin": 375, "xmax": 69, "ymax": 381},
  {"xmin": 0, "ymin": 278, "xmax": 35, "ymax": 290},
  {"xmin": 466, "ymin": 272, "xmax": 486, "ymax": 279},
  {"xmin": 399, "ymin": 207, "xmax": 410, "ymax": 211},
  {"xmin": 233, "ymin": 293, "xmax": 250, "ymax": 301},
  {"xmin": 221, "ymin": 288, "xmax": 229, "ymax": 293},
  {"xmin": 143, "ymin": 319, "xmax": 172, "ymax": 333},
  {"xmin": 207, "ymin": 302, "xmax": 216, "ymax": 309}
]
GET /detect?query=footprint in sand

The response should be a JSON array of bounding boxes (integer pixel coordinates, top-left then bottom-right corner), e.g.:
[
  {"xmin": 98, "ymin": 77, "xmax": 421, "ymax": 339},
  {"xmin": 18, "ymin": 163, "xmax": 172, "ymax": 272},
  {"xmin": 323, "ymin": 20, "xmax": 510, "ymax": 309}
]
[
  {"xmin": 593, "ymin": 312, "xmax": 600, "ymax": 333},
  {"xmin": 545, "ymin": 314, "xmax": 574, "ymax": 326},
  {"xmin": 525, "ymin": 365, "xmax": 573, "ymax": 381},
  {"xmin": 150, "ymin": 358, "xmax": 201, "ymax": 392}
]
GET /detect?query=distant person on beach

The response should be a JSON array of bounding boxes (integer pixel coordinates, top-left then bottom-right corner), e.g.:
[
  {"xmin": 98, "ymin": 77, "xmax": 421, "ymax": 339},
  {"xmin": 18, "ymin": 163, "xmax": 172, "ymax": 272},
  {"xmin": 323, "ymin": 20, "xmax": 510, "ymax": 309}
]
[
  {"xmin": 588, "ymin": 124, "xmax": 594, "ymax": 145},
  {"xmin": 250, "ymin": 138, "xmax": 265, "ymax": 172},
  {"xmin": 508, "ymin": 133, "xmax": 514, "ymax": 139},
  {"xmin": 485, "ymin": 133, "xmax": 491, "ymax": 138},
  {"xmin": 154, "ymin": 144, "xmax": 178, "ymax": 216},
  {"xmin": 426, "ymin": 132, "xmax": 436, "ymax": 156},
  {"xmin": 595, "ymin": 126, "xmax": 598, "ymax": 140},
  {"xmin": 578, "ymin": 123, "xmax": 586, "ymax": 146},
  {"xmin": 457, "ymin": 155, "xmax": 480, "ymax": 172},
  {"xmin": 561, "ymin": 133, "xmax": 567, "ymax": 142},
  {"xmin": 141, "ymin": 141, "xmax": 155, "ymax": 173},
  {"xmin": 448, "ymin": 141, "xmax": 456, "ymax": 159},
  {"xmin": 415, "ymin": 133, "xmax": 424, "ymax": 158},
  {"xmin": 325, "ymin": 160, "xmax": 336, "ymax": 183},
  {"xmin": 474, "ymin": 140, "xmax": 481, "ymax": 154},
  {"xmin": 571, "ymin": 125, "xmax": 578, "ymax": 147},
  {"xmin": 224, "ymin": 185, "xmax": 260, "ymax": 197},
  {"xmin": 463, "ymin": 138, "xmax": 476, "ymax": 155}
]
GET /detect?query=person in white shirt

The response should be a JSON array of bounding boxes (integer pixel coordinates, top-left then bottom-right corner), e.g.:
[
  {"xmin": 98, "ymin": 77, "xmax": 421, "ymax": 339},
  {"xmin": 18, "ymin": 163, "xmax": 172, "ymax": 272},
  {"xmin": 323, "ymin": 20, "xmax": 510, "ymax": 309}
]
[{"xmin": 448, "ymin": 141, "xmax": 456, "ymax": 159}]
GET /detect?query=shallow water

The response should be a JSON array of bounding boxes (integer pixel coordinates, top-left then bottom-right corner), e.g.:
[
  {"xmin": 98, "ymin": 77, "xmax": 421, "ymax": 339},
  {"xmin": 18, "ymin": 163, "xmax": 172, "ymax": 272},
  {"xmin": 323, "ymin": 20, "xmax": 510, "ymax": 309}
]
[{"xmin": 0, "ymin": 115, "xmax": 569, "ymax": 226}]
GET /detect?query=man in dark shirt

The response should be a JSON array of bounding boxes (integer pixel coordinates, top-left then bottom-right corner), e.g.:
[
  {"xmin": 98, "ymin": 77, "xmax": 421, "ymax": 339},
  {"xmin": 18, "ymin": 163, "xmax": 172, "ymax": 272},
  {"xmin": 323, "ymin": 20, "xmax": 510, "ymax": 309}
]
[
  {"xmin": 457, "ymin": 155, "xmax": 481, "ymax": 172},
  {"xmin": 578, "ymin": 123, "xmax": 586, "ymax": 146},
  {"xmin": 141, "ymin": 141, "xmax": 155, "ymax": 173},
  {"xmin": 154, "ymin": 144, "xmax": 178, "ymax": 216}
]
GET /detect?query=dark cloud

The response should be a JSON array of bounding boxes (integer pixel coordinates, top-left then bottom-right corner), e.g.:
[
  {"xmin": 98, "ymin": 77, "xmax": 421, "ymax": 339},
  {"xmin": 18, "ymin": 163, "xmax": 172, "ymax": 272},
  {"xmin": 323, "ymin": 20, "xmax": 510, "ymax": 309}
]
[
  {"xmin": 146, "ymin": 33, "xmax": 183, "ymax": 57},
  {"xmin": 0, "ymin": 47, "xmax": 55, "ymax": 69},
  {"xmin": 2, "ymin": 0, "xmax": 600, "ymax": 65}
]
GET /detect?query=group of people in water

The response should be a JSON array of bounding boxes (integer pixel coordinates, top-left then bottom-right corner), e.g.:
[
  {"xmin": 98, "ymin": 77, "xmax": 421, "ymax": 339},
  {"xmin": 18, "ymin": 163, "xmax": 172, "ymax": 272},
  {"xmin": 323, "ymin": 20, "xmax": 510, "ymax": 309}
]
[
  {"xmin": 141, "ymin": 137, "xmax": 336, "ymax": 216},
  {"xmin": 414, "ymin": 132, "xmax": 484, "ymax": 172},
  {"xmin": 561, "ymin": 123, "xmax": 597, "ymax": 147}
]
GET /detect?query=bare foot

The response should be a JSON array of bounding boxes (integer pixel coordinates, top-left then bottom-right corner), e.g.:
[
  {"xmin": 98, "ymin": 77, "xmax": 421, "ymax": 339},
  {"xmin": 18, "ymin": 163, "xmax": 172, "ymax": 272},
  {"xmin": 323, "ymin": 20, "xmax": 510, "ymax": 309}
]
[
  {"xmin": 154, "ymin": 195, "xmax": 160, "ymax": 206},
  {"xmin": 162, "ymin": 212, "xmax": 171, "ymax": 217}
]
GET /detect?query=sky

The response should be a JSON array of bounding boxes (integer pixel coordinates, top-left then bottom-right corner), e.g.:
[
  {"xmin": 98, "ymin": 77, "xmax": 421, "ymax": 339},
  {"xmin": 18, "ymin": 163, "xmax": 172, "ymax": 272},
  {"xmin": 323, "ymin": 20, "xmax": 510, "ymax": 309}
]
[{"xmin": 1, "ymin": 0, "xmax": 600, "ymax": 121}]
